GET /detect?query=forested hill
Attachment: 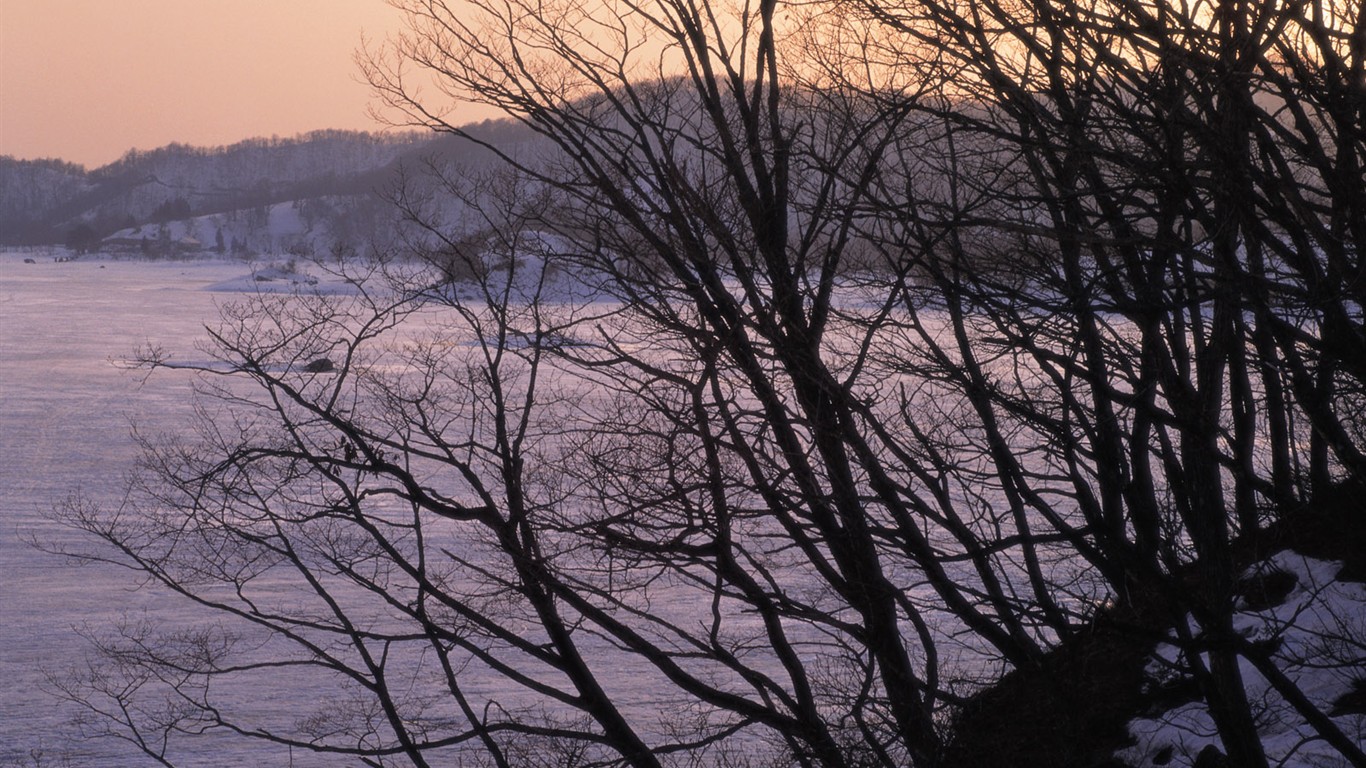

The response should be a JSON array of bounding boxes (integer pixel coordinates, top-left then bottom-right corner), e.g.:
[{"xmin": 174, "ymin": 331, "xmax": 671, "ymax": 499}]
[{"xmin": 0, "ymin": 130, "xmax": 441, "ymax": 247}]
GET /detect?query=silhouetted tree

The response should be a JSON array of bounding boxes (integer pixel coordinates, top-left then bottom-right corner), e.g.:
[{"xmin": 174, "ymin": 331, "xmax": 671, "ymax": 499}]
[{"xmin": 48, "ymin": 0, "xmax": 1365, "ymax": 766}]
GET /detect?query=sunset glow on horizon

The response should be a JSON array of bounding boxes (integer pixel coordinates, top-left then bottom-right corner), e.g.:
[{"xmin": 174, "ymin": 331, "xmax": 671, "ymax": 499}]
[{"xmin": 0, "ymin": 1, "xmax": 483, "ymax": 168}]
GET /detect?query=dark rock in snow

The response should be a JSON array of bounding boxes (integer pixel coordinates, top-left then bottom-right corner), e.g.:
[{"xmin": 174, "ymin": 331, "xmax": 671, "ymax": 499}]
[
  {"xmin": 1330, "ymin": 678, "xmax": 1366, "ymax": 716},
  {"xmin": 1235, "ymin": 566, "xmax": 1298, "ymax": 610},
  {"xmin": 1192, "ymin": 745, "xmax": 1227, "ymax": 768},
  {"xmin": 302, "ymin": 358, "xmax": 335, "ymax": 373}
]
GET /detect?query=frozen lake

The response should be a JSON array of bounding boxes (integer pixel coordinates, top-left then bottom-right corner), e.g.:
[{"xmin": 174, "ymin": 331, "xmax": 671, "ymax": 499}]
[
  {"xmin": 4, "ymin": 252, "xmax": 1360, "ymax": 768},
  {"xmin": 0, "ymin": 253, "xmax": 793, "ymax": 767},
  {"xmin": 0, "ymin": 254, "xmax": 325, "ymax": 766},
  {"xmin": 0, "ymin": 252, "xmax": 759, "ymax": 767}
]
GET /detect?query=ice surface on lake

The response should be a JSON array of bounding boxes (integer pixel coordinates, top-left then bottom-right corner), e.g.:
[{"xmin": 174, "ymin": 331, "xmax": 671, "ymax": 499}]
[
  {"xmin": 0, "ymin": 254, "xmax": 341, "ymax": 766},
  {"xmin": 4, "ymin": 253, "xmax": 1357, "ymax": 767}
]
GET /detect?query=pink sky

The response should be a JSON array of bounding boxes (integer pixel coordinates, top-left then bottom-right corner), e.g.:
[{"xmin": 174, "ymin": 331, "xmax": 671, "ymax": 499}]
[{"xmin": 0, "ymin": 1, "xmax": 481, "ymax": 168}]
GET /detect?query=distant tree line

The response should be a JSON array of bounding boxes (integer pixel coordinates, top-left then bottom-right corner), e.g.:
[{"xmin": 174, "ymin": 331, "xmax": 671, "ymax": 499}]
[{"xmin": 0, "ymin": 130, "xmax": 437, "ymax": 247}]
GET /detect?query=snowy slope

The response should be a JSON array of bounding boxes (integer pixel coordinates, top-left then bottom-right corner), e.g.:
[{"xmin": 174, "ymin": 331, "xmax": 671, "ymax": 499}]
[{"xmin": 1120, "ymin": 552, "xmax": 1366, "ymax": 767}]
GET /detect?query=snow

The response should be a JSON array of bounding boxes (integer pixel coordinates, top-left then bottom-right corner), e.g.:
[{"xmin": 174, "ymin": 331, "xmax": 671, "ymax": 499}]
[
  {"xmin": 0, "ymin": 252, "xmax": 356, "ymax": 767},
  {"xmin": 199, "ymin": 260, "xmax": 357, "ymax": 295},
  {"xmin": 2, "ymin": 251, "xmax": 1361, "ymax": 767},
  {"xmin": 1120, "ymin": 552, "xmax": 1366, "ymax": 767},
  {"xmin": 100, "ymin": 200, "xmax": 338, "ymax": 257},
  {"xmin": 1, "ymin": 256, "xmax": 211, "ymax": 764}
]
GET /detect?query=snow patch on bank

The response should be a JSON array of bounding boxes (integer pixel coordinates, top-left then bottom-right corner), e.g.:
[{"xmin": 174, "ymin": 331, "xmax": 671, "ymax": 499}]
[
  {"xmin": 201, "ymin": 260, "xmax": 359, "ymax": 295},
  {"xmin": 1120, "ymin": 552, "xmax": 1366, "ymax": 767}
]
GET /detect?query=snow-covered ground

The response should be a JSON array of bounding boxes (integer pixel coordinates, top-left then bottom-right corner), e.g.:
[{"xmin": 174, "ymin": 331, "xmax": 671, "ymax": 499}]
[
  {"xmin": 0, "ymin": 253, "xmax": 350, "ymax": 767},
  {"xmin": 100, "ymin": 200, "xmax": 333, "ymax": 258},
  {"xmin": 2, "ymin": 251, "xmax": 1360, "ymax": 767},
  {"xmin": 1120, "ymin": 551, "xmax": 1366, "ymax": 768}
]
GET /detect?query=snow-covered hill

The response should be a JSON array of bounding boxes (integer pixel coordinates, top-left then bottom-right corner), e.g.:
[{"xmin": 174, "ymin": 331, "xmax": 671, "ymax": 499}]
[
  {"xmin": 1, "ymin": 131, "xmax": 432, "ymax": 250},
  {"xmin": 0, "ymin": 124, "xmax": 543, "ymax": 257}
]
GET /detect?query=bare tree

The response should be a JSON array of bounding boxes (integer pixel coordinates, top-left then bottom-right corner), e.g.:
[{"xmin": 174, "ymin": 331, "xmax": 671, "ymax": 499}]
[
  {"xmin": 835, "ymin": 0, "xmax": 1366, "ymax": 763},
  {"xmin": 47, "ymin": 0, "xmax": 1364, "ymax": 766}
]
